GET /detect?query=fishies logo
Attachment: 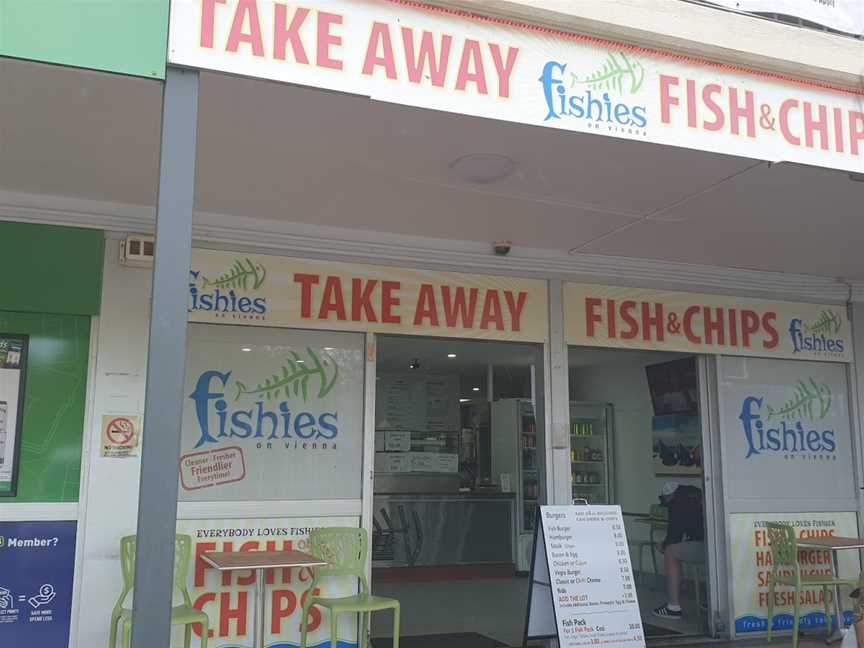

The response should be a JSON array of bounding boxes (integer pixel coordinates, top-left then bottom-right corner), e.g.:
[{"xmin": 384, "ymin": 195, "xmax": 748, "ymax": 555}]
[
  {"xmin": 189, "ymin": 257, "xmax": 267, "ymax": 320},
  {"xmin": 539, "ymin": 52, "xmax": 648, "ymax": 130},
  {"xmin": 789, "ymin": 310, "xmax": 844, "ymax": 356},
  {"xmin": 739, "ymin": 378, "xmax": 836, "ymax": 460},
  {"xmin": 190, "ymin": 348, "xmax": 340, "ymax": 450}
]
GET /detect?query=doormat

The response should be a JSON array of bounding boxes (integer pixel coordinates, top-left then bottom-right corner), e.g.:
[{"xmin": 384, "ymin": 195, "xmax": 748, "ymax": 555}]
[
  {"xmin": 642, "ymin": 623, "xmax": 684, "ymax": 638},
  {"xmin": 371, "ymin": 632, "xmax": 506, "ymax": 648}
]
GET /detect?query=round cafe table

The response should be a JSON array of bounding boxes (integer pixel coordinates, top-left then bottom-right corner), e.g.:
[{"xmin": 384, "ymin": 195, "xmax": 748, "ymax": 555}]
[
  {"xmin": 201, "ymin": 549, "xmax": 328, "ymax": 648},
  {"xmin": 795, "ymin": 536, "xmax": 864, "ymax": 645}
]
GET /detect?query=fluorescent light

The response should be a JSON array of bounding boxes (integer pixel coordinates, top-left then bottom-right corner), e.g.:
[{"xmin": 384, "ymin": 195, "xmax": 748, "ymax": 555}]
[
  {"xmin": 472, "ymin": 387, "xmax": 480, "ymax": 392},
  {"xmin": 241, "ymin": 347, "xmax": 252, "ymax": 352},
  {"xmin": 447, "ymin": 353, "xmax": 457, "ymax": 359},
  {"xmin": 459, "ymin": 398, "xmax": 470, "ymax": 403},
  {"xmin": 296, "ymin": 360, "xmax": 305, "ymax": 364}
]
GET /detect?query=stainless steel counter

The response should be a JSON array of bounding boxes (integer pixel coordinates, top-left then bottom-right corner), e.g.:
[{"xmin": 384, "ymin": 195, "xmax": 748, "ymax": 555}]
[{"xmin": 371, "ymin": 492, "xmax": 515, "ymax": 568}]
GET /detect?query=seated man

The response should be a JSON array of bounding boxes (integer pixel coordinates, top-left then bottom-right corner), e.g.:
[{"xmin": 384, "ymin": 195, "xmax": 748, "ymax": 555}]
[{"xmin": 652, "ymin": 481, "xmax": 705, "ymax": 620}]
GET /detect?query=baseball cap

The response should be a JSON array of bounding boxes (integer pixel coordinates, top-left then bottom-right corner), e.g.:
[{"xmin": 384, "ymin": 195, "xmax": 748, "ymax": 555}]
[{"xmin": 661, "ymin": 481, "xmax": 680, "ymax": 497}]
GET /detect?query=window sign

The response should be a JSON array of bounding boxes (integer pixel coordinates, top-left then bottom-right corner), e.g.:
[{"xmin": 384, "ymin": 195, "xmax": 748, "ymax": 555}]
[
  {"xmin": 0, "ymin": 520, "xmax": 77, "ymax": 645},
  {"xmin": 719, "ymin": 357, "xmax": 855, "ymax": 502},
  {"xmin": 176, "ymin": 517, "xmax": 359, "ymax": 648},
  {"xmin": 180, "ymin": 324, "xmax": 364, "ymax": 501},
  {"xmin": 729, "ymin": 512, "xmax": 860, "ymax": 634},
  {"xmin": 0, "ymin": 334, "xmax": 28, "ymax": 496}
]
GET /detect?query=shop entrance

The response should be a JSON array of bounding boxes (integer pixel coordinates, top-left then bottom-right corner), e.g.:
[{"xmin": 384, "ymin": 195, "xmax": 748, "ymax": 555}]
[
  {"xmin": 569, "ymin": 347, "xmax": 712, "ymax": 641},
  {"xmin": 370, "ymin": 335, "xmax": 547, "ymax": 647}
]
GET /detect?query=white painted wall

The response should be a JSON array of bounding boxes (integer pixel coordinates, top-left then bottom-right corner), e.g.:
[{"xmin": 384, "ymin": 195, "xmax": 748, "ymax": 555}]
[{"xmin": 75, "ymin": 236, "xmax": 151, "ymax": 648}]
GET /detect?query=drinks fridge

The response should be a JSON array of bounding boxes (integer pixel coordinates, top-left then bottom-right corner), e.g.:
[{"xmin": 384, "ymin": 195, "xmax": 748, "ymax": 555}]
[{"xmin": 570, "ymin": 401, "xmax": 614, "ymax": 505}]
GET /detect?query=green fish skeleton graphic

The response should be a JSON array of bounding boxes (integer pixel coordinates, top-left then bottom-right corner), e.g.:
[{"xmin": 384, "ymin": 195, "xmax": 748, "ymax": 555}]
[
  {"xmin": 202, "ymin": 257, "xmax": 266, "ymax": 291},
  {"xmin": 234, "ymin": 348, "xmax": 339, "ymax": 402},
  {"xmin": 766, "ymin": 378, "xmax": 832, "ymax": 422}
]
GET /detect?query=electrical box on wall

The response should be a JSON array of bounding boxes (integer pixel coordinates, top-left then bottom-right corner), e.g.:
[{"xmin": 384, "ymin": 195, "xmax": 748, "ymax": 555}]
[{"xmin": 120, "ymin": 235, "xmax": 154, "ymax": 268}]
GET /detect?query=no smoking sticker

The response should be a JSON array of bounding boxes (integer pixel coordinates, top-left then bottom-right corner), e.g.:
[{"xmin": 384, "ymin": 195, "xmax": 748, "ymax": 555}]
[{"xmin": 101, "ymin": 415, "xmax": 141, "ymax": 458}]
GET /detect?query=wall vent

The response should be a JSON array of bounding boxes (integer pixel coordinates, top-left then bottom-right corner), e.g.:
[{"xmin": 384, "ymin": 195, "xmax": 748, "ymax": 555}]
[{"xmin": 120, "ymin": 235, "xmax": 155, "ymax": 268}]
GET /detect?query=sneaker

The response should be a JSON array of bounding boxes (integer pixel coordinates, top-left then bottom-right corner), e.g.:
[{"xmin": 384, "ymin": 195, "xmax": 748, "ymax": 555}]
[{"xmin": 652, "ymin": 604, "xmax": 683, "ymax": 619}]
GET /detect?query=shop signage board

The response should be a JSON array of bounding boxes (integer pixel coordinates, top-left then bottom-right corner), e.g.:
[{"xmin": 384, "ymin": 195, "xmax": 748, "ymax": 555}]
[
  {"xmin": 565, "ymin": 283, "xmax": 852, "ymax": 362},
  {"xmin": 706, "ymin": 1, "xmax": 864, "ymax": 36},
  {"xmin": 180, "ymin": 325, "xmax": 364, "ymax": 501},
  {"xmin": 0, "ymin": 335, "xmax": 28, "ymax": 496},
  {"xmin": 728, "ymin": 512, "xmax": 860, "ymax": 633},
  {"xmin": 189, "ymin": 249, "xmax": 548, "ymax": 342},
  {"xmin": 0, "ymin": 520, "xmax": 77, "ymax": 646},
  {"xmin": 176, "ymin": 517, "xmax": 359, "ymax": 648},
  {"xmin": 719, "ymin": 357, "xmax": 856, "ymax": 502},
  {"xmin": 524, "ymin": 505, "xmax": 645, "ymax": 648},
  {"xmin": 167, "ymin": 0, "xmax": 864, "ymax": 173}
]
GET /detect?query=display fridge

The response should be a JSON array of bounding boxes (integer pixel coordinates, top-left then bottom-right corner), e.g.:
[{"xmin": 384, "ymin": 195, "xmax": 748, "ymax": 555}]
[
  {"xmin": 491, "ymin": 398, "xmax": 544, "ymax": 571},
  {"xmin": 570, "ymin": 401, "xmax": 614, "ymax": 505}
]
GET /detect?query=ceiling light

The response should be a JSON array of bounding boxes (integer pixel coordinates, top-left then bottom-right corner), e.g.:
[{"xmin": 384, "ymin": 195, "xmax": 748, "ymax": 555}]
[
  {"xmin": 241, "ymin": 347, "xmax": 252, "ymax": 352},
  {"xmin": 447, "ymin": 353, "xmax": 457, "ymax": 359},
  {"xmin": 472, "ymin": 387, "xmax": 480, "ymax": 392},
  {"xmin": 450, "ymin": 154, "xmax": 515, "ymax": 184},
  {"xmin": 296, "ymin": 359, "xmax": 305, "ymax": 364},
  {"xmin": 459, "ymin": 398, "xmax": 470, "ymax": 403}
]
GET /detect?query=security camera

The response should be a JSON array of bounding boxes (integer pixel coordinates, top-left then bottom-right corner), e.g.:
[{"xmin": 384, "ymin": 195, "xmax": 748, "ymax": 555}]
[
  {"xmin": 493, "ymin": 240, "xmax": 512, "ymax": 256},
  {"xmin": 409, "ymin": 358, "xmax": 421, "ymax": 370}
]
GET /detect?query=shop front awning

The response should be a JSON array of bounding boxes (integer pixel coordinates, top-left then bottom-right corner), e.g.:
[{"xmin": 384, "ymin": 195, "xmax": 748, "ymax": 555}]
[{"xmin": 1, "ymin": 56, "xmax": 862, "ymax": 291}]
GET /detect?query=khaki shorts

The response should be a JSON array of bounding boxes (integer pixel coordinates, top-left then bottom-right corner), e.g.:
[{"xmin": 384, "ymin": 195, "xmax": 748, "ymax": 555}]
[{"xmin": 669, "ymin": 540, "xmax": 706, "ymax": 563}]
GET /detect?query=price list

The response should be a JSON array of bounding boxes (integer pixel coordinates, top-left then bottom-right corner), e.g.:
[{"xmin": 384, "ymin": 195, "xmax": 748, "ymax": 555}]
[{"xmin": 540, "ymin": 506, "xmax": 645, "ymax": 648}]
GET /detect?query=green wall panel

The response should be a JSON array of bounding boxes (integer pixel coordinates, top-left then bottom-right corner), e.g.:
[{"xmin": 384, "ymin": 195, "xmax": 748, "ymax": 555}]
[
  {"xmin": 0, "ymin": 312, "xmax": 90, "ymax": 502},
  {"xmin": 0, "ymin": 222, "xmax": 104, "ymax": 315},
  {"xmin": 0, "ymin": 1, "xmax": 168, "ymax": 79}
]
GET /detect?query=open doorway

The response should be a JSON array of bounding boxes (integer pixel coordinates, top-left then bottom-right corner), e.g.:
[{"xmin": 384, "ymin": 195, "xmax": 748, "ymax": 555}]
[
  {"xmin": 370, "ymin": 335, "xmax": 547, "ymax": 648},
  {"xmin": 569, "ymin": 347, "xmax": 710, "ymax": 641}
]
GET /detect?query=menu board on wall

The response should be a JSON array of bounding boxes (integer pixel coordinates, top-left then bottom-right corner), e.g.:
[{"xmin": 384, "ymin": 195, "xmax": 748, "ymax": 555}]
[
  {"xmin": 719, "ymin": 357, "xmax": 855, "ymax": 502},
  {"xmin": 176, "ymin": 517, "xmax": 359, "ymax": 648},
  {"xmin": 525, "ymin": 506, "xmax": 645, "ymax": 648},
  {"xmin": 0, "ymin": 520, "xmax": 77, "ymax": 646},
  {"xmin": 0, "ymin": 335, "xmax": 28, "ymax": 496},
  {"xmin": 729, "ymin": 512, "xmax": 860, "ymax": 633},
  {"xmin": 179, "ymin": 324, "xmax": 364, "ymax": 502}
]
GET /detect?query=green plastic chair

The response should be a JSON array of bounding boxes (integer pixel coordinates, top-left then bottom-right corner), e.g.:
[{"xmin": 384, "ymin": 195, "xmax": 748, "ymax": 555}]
[
  {"xmin": 109, "ymin": 534, "xmax": 209, "ymax": 648},
  {"xmin": 629, "ymin": 504, "xmax": 668, "ymax": 581},
  {"xmin": 765, "ymin": 523, "xmax": 857, "ymax": 648},
  {"xmin": 300, "ymin": 527, "xmax": 400, "ymax": 648}
]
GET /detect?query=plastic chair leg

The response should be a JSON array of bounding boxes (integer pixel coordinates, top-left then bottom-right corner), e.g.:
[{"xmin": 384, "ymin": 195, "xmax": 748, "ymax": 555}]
[
  {"xmin": 793, "ymin": 586, "xmax": 801, "ymax": 648},
  {"xmin": 822, "ymin": 586, "xmax": 831, "ymax": 632},
  {"xmin": 649, "ymin": 544, "xmax": 658, "ymax": 576},
  {"xmin": 359, "ymin": 612, "xmax": 369, "ymax": 648},
  {"xmin": 331, "ymin": 610, "xmax": 339, "ymax": 648},
  {"xmin": 122, "ymin": 619, "xmax": 132, "ymax": 648},
  {"xmin": 184, "ymin": 624, "xmax": 192, "ymax": 648},
  {"xmin": 200, "ymin": 618, "xmax": 209, "ymax": 648},
  {"xmin": 392, "ymin": 604, "xmax": 400, "ymax": 648},
  {"xmin": 766, "ymin": 579, "xmax": 776, "ymax": 641},
  {"xmin": 108, "ymin": 612, "xmax": 120, "ymax": 648},
  {"xmin": 300, "ymin": 605, "xmax": 310, "ymax": 648}
]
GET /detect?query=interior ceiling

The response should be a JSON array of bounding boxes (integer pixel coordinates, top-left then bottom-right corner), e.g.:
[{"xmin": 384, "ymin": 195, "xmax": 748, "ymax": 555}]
[
  {"xmin": 2, "ymin": 58, "xmax": 864, "ymax": 279},
  {"xmin": 568, "ymin": 347, "xmax": 692, "ymax": 369},
  {"xmin": 376, "ymin": 335, "xmax": 541, "ymax": 375}
]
